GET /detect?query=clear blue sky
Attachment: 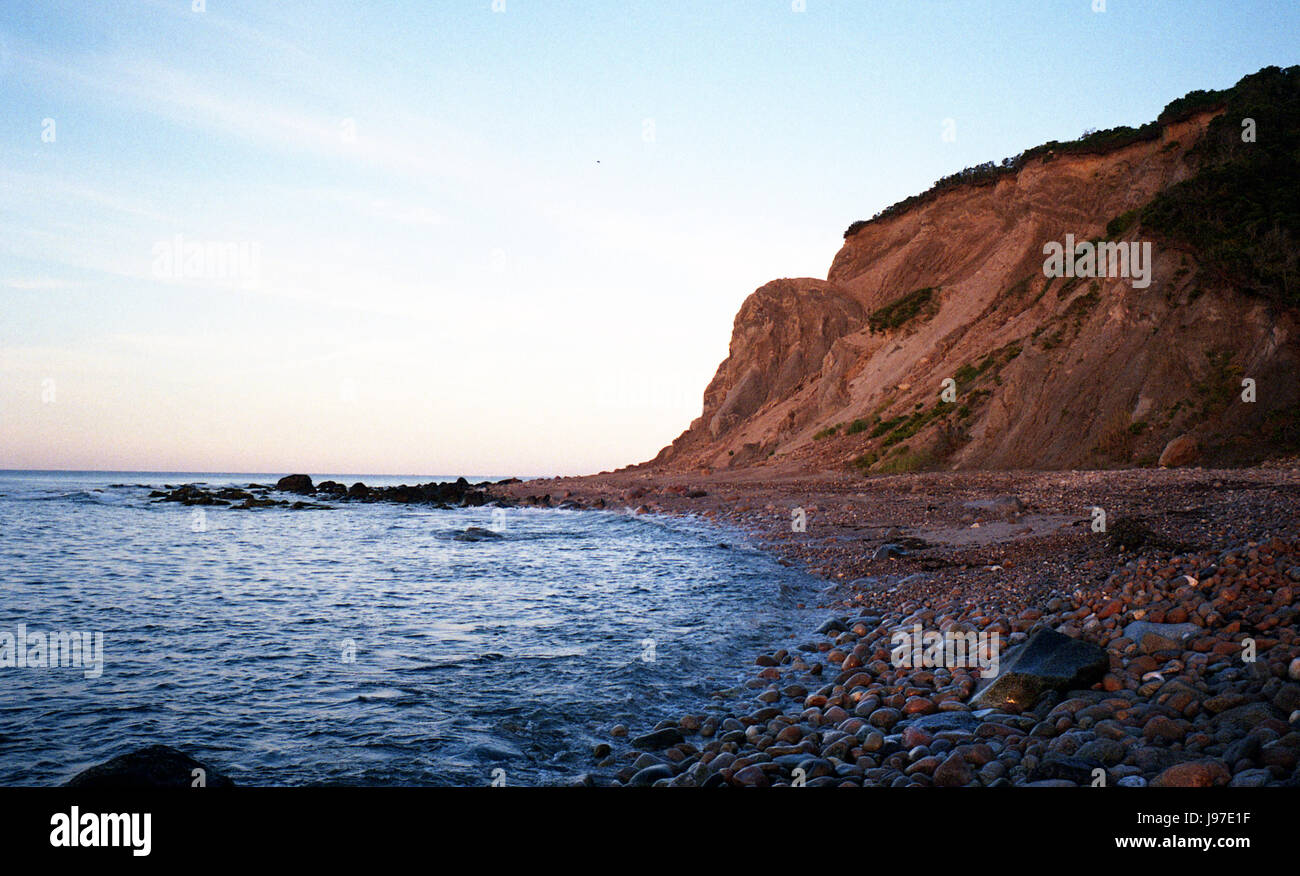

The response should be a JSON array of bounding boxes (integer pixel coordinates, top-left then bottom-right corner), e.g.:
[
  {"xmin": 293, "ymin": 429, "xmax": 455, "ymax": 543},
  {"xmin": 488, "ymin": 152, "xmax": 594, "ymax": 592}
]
[{"xmin": 2, "ymin": 0, "xmax": 1297, "ymax": 474}]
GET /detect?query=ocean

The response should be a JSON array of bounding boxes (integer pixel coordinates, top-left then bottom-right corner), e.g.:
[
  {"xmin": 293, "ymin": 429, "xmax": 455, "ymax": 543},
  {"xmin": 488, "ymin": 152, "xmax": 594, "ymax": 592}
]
[{"xmin": 0, "ymin": 470, "xmax": 820, "ymax": 786}]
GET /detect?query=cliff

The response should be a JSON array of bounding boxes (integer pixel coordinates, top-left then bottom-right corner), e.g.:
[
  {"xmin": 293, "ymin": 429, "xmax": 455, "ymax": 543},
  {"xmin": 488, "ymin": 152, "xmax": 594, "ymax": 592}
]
[{"xmin": 649, "ymin": 66, "xmax": 1300, "ymax": 474}]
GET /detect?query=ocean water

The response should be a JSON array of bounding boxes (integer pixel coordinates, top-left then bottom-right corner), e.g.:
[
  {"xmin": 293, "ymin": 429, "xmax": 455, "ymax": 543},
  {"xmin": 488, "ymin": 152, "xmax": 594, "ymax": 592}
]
[{"xmin": 0, "ymin": 471, "xmax": 820, "ymax": 786}]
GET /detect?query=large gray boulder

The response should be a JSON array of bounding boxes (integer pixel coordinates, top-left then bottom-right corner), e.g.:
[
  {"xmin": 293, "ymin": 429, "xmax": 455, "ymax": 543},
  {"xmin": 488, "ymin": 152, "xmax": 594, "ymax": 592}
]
[{"xmin": 970, "ymin": 630, "xmax": 1109, "ymax": 710}]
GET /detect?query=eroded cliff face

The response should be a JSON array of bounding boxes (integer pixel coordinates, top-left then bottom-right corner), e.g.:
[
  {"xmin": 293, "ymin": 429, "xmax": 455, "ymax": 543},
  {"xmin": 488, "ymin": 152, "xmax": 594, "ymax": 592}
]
[{"xmin": 651, "ymin": 110, "xmax": 1300, "ymax": 473}]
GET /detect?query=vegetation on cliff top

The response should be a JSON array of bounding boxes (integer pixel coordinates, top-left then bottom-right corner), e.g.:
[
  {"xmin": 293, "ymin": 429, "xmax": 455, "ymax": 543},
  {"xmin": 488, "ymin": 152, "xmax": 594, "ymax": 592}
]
[
  {"xmin": 843, "ymin": 68, "xmax": 1264, "ymax": 239},
  {"xmin": 1134, "ymin": 65, "xmax": 1300, "ymax": 306}
]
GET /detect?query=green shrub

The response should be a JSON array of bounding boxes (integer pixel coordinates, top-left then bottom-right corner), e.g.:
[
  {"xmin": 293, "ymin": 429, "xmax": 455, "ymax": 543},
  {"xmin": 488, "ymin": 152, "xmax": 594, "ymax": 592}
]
[
  {"xmin": 870, "ymin": 416, "xmax": 905, "ymax": 438},
  {"xmin": 880, "ymin": 402, "xmax": 954, "ymax": 447},
  {"xmin": 874, "ymin": 446, "xmax": 932, "ymax": 474},
  {"xmin": 851, "ymin": 451, "xmax": 879, "ymax": 473}
]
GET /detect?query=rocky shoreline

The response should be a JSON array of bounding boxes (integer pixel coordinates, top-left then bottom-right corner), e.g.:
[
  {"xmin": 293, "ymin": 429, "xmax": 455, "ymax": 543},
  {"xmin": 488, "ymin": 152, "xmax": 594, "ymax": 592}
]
[
  {"xmin": 72, "ymin": 465, "xmax": 1300, "ymax": 788},
  {"xmin": 498, "ymin": 464, "xmax": 1300, "ymax": 787},
  {"xmin": 148, "ymin": 473, "xmax": 515, "ymax": 510}
]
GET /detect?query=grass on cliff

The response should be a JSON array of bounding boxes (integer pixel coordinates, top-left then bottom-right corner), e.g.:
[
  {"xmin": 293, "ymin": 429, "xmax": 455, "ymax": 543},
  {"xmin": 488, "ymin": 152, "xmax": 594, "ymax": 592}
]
[
  {"xmin": 880, "ymin": 401, "xmax": 954, "ymax": 447},
  {"xmin": 867, "ymin": 287, "xmax": 938, "ymax": 332},
  {"xmin": 849, "ymin": 342, "xmax": 1024, "ymax": 475},
  {"xmin": 873, "ymin": 445, "xmax": 933, "ymax": 474}
]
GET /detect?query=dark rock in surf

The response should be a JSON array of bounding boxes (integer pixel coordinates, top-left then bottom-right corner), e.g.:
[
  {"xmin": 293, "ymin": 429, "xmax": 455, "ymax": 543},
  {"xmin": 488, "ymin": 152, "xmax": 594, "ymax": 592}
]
[
  {"xmin": 454, "ymin": 526, "xmax": 504, "ymax": 542},
  {"xmin": 627, "ymin": 763, "xmax": 674, "ymax": 786},
  {"xmin": 64, "ymin": 744, "xmax": 234, "ymax": 789},
  {"xmin": 631, "ymin": 728, "xmax": 685, "ymax": 750},
  {"xmin": 276, "ymin": 474, "xmax": 314, "ymax": 494}
]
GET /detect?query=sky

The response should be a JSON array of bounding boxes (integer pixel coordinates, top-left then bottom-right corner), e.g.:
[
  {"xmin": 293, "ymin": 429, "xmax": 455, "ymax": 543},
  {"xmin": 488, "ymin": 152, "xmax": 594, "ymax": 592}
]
[{"xmin": 1, "ymin": 0, "xmax": 1297, "ymax": 476}]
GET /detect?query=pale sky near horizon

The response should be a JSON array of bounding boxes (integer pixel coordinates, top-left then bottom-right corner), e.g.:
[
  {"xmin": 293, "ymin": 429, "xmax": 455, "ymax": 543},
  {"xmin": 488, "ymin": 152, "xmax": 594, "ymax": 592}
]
[{"xmin": 2, "ymin": 0, "xmax": 1297, "ymax": 476}]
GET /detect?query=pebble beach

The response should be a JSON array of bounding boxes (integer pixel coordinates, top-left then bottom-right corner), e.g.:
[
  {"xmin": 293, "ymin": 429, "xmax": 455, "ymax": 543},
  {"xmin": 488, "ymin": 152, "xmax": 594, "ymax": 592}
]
[{"xmin": 499, "ymin": 464, "xmax": 1300, "ymax": 787}]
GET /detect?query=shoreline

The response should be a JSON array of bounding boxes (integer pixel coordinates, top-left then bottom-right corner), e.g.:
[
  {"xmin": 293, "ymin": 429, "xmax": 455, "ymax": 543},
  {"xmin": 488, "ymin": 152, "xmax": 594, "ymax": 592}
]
[
  {"xmin": 36, "ymin": 465, "xmax": 1300, "ymax": 787},
  {"xmin": 498, "ymin": 464, "xmax": 1300, "ymax": 787}
]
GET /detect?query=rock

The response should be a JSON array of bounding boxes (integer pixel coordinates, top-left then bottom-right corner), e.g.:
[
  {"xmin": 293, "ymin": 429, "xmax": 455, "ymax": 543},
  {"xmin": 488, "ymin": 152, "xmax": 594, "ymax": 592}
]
[
  {"xmin": 1142, "ymin": 715, "xmax": 1189, "ymax": 742},
  {"xmin": 348, "ymin": 482, "xmax": 370, "ymax": 499},
  {"xmin": 65, "ymin": 745, "xmax": 234, "ymax": 789},
  {"xmin": 1076, "ymin": 738, "xmax": 1126, "ymax": 767},
  {"xmin": 868, "ymin": 707, "xmax": 902, "ymax": 730},
  {"xmin": 233, "ymin": 496, "xmax": 287, "ymax": 510},
  {"xmin": 817, "ymin": 617, "xmax": 849, "ymax": 635},
  {"xmin": 901, "ymin": 726, "xmax": 933, "ymax": 749},
  {"xmin": 1210, "ymin": 702, "xmax": 1281, "ymax": 735},
  {"xmin": 1203, "ymin": 692, "xmax": 1250, "ymax": 714},
  {"xmin": 1223, "ymin": 734, "xmax": 1262, "ymax": 765},
  {"xmin": 631, "ymin": 753, "xmax": 664, "ymax": 771},
  {"xmin": 1273, "ymin": 683, "xmax": 1300, "ymax": 714},
  {"xmin": 794, "ymin": 757, "xmax": 835, "ymax": 780},
  {"xmin": 631, "ymin": 728, "xmax": 685, "ymax": 750},
  {"xmin": 1122, "ymin": 621, "xmax": 1201, "ymax": 653},
  {"xmin": 970, "ymin": 630, "xmax": 1108, "ymax": 710},
  {"xmin": 627, "ymin": 764, "xmax": 674, "ymax": 787},
  {"xmin": 1151, "ymin": 760, "xmax": 1231, "ymax": 788},
  {"xmin": 275, "ymin": 474, "xmax": 314, "ymax": 494},
  {"xmin": 1116, "ymin": 775, "xmax": 1147, "ymax": 788},
  {"xmin": 1158, "ymin": 435, "xmax": 1200, "ymax": 467},
  {"xmin": 1131, "ymin": 746, "xmax": 1185, "ymax": 775},
  {"xmin": 215, "ymin": 488, "xmax": 253, "ymax": 500},
  {"xmin": 1260, "ymin": 741, "xmax": 1298, "ymax": 771},
  {"xmin": 1029, "ymin": 754, "xmax": 1096, "ymax": 784},
  {"xmin": 732, "ymin": 765, "xmax": 770, "ymax": 787},
  {"xmin": 932, "ymin": 752, "xmax": 974, "ymax": 787},
  {"xmin": 898, "ymin": 711, "xmax": 981, "ymax": 734},
  {"xmin": 454, "ymin": 526, "xmax": 504, "ymax": 542},
  {"xmin": 1229, "ymin": 768, "xmax": 1272, "ymax": 788},
  {"xmin": 872, "ymin": 543, "xmax": 910, "ymax": 561}
]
